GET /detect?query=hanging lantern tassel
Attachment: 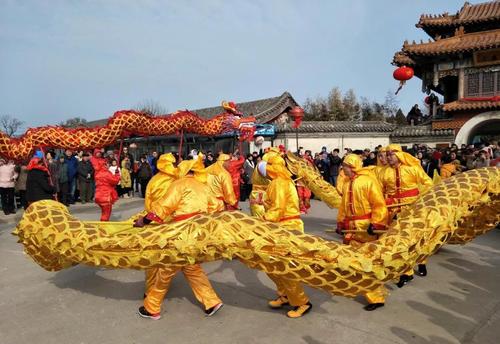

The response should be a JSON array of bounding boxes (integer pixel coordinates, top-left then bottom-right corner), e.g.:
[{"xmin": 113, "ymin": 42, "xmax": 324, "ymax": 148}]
[{"xmin": 393, "ymin": 65, "xmax": 414, "ymax": 95}]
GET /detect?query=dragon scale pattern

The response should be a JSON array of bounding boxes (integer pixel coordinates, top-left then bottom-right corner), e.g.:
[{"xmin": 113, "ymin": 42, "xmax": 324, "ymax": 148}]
[{"xmin": 13, "ymin": 167, "xmax": 500, "ymax": 298}]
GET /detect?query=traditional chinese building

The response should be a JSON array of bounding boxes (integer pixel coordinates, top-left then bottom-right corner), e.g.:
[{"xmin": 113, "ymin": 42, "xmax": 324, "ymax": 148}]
[{"xmin": 393, "ymin": 1, "xmax": 500, "ymax": 146}]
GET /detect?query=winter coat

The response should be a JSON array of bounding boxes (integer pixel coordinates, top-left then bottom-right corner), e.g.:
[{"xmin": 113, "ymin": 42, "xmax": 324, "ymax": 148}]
[
  {"xmin": 94, "ymin": 162, "xmax": 121, "ymax": 205},
  {"xmin": 120, "ymin": 160, "xmax": 132, "ymax": 188},
  {"xmin": 137, "ymin": 162, "xmax": 153, "ymax": 180},
  {"xmin": 26, "ymin": 158, "xmax": 56, "ymax": 202},
  {"xmin": 58, "ymin": 161, "xmax": 69, "ymax": 184},
  {"xmin": 48, "ymin": 161, "xmax": 60, "ymax": 192},
  {"xmin": 15, "ymin": 165, "xmax": 28, "ymax": 192},
  {"xmin": 328, "ymin": 155, "xmax": 342, "ymax": 177},
  {"xmin": 0, "ymin": 162, "xmax": 18, "ymax": 188},
  {"xmin": 77, "ymin": 160, "xmax": 94, "ymax": 183},
  {"xmin": 65, "ymin": 155, "xmax": 79, "ymax": 180}
]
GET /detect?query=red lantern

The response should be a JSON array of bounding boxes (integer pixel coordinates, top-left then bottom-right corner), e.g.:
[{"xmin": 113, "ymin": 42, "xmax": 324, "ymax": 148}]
[
  {"xmin": 393, "ymin": 66, "xmax": 414, "ymax": 81},
  {"xmin": 289, "ymin": 106, "xmax": 304, "ymax": 129},
  {"xmin": 393, "ymin": 65, "xmax": 414, "ymax": 95}
]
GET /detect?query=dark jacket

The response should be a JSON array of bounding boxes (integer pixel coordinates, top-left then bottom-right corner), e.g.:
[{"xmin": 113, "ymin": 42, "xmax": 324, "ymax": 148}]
[
  {"xmin": 77, "ymin": 160, "xmax": 94, "ymax": 183},
  {"xmin": 328, "ymin": 155, "xmax": 342, "ymax": 176},
  {"xmin": 137, "ymin": 162, "xmax": 153, "ymax": 180},
  {"xmin": 65, "ymin": 155, "xmax": 79, "ymax": 180},
  {"xmin": 26, "ymin": 169, "xmax": 56, "ymax": 203},
  {"xmin": 58, "ymin": 162, "xmax": 69, "ymax": 184}
]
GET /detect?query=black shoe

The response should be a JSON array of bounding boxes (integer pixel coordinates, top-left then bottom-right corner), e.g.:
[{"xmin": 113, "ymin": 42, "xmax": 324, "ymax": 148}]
[
  {"xmin": 417, "ymin": 264, "xmax": 427, "ymax": 277},
  {"xmin": 396, "ymin": 274, "xmax": 413, "ymax": 288},
  {"xmin": 138, "ymin": 306, "xmax": 161, "ymax": 320},
  {"xmin": 364, "ymin": 303, "xmax": 385, "ymax": 311},
  {"xmin": 205, "ymin": 303, "xmax": 224, "ymax": 317}
]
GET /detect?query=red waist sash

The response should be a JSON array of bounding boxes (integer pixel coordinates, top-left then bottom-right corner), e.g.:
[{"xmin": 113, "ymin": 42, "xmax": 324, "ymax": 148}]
[
  {"xmin": 173, "ymin": 212, "xmax": 201, "ymax": 222},
  {"xmin": 280, "ymin": 215, "xmax": 301, "ymax": 222}
]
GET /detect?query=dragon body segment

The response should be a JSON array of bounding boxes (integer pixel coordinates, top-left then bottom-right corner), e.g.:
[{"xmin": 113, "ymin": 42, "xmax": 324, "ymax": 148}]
[
  {"xmin": 13, "ymin": 167, "xmax": 500, "ymax": 298},
  {"xmin": 0, "ymin": 110, "xmax": 254, "ymax": 161}
]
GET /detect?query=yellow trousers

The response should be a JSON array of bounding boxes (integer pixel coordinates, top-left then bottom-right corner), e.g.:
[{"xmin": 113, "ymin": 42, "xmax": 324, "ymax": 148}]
[
  {"xmin": 365, "ymin": 285, "xmax": 387, "ymax": 304},
  {"xmin": 144, "ymin": 264, "xmax": 222, "ymax": 314},
  {"xmin": 268, "ymin": 274, "xmax": 309, "ymax": 307},
  {"xmin": 265, "ymin": 218, "xmax": 307, "ymax": 306}
]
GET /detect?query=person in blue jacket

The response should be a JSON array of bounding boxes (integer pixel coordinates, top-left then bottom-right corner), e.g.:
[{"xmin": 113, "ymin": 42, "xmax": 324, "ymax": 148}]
[{"xmin": 64, "ymin": 149, "xmax": 79, "ymax": 204}]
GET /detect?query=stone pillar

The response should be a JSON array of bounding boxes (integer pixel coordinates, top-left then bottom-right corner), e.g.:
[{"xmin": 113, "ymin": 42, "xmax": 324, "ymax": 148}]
[{"xmin": 458, "ymin": 68, "xmax": 465, "ymax": 99}]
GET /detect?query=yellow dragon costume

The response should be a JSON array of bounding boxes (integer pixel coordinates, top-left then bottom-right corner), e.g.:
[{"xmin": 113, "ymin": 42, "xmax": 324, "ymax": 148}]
[{"xmin": 12, "ymin": 154, "xmax": 499, "ymax": 304}]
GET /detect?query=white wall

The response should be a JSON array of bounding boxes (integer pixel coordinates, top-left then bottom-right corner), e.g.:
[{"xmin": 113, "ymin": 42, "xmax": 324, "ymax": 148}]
[{"xmin": 273, "ymin": 135, "xmax": 390, "ymax": 153}]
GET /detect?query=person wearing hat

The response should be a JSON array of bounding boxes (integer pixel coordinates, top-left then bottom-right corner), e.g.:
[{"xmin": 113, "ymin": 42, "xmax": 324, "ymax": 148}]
[
  {"xmin": 262, "ymin": 154, "xmax": 312, "ymax": 318},
  {"xmin": 375, "ymin": 147, "xmax": 388, "ymax": 182},
  {"xmin": 135, "ymin": 155, "xmax": 223, "ymax": 320},
  {"xmin": 249, "ymin": 148, "xmax": 280, "ymax": 218},
  {"xmin": 25, "ymin": 157, "xmax": 56, "ymax": 206},
  {"xmin": 134, "ymin": 153, "xmax": 180, "ymax": 297},
  {"xmin": 336, "ymin": 154, "xmax": 388, "ymax": 311},
  {"xmin": 378, "ymin": 144, "xmax": 433, "ymax": 286},
  {"xmin": 205, "ymin": 152, "xmax": 238, "ymax": 211}
]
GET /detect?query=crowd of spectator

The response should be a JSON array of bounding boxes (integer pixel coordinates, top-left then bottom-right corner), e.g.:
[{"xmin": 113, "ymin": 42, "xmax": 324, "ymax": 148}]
[{"xmin": 0, "ymin": 140, "xmax": 498, "ymax": 215}]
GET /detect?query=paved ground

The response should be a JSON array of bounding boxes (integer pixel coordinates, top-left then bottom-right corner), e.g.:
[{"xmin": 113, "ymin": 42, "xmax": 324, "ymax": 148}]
[{"xmin": 0, "ymin": 198, "xmax": 499, "ymax": 344}]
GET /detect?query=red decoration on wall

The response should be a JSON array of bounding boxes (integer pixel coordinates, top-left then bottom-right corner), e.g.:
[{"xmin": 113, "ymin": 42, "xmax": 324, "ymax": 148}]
[{"xmin": 289, "ymin": 106, "xmax": 305, "ymax": 129}]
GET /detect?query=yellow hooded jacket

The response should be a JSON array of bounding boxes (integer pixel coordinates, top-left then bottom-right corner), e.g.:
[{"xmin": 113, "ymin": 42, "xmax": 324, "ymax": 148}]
[
  {"xmin": 205, "ymin": 153, "xmax": 237, "ymax": 211},
  {"xmin": 379, "ymin": 144, "xmax": 432, "ymax": 206},
  {"xmin": 249, "ymin": 150, "xmax": 279, "ymax": 218},
  {"xmin": 263, "ymin": 155, "xmax": 303, "ymax": 231},
  {"xmin": 337, "ymin": 154, "xmax": 388, "ymax": 243},
  {"xmin": 144, "ymin": 153, "xmax": 178, "ymax": 217},
  {"xmin": 155, "ymin": 156, "xmax": 218, "ymax": 220}
]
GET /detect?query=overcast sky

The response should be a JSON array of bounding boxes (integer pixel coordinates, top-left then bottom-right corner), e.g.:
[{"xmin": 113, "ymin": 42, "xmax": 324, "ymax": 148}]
[{"xmin": 0, "ymin": 0, "xmax": 479, "ymax": 131}]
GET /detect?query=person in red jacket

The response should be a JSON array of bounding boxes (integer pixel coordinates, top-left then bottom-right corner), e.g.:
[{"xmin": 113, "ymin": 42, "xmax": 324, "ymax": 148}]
[
  {"xmin": 94, "ymin": 159, "xmax": 121, "ymax": 221},
  {"xmin": 226, "ymin": 151, "xmax": 245, "ymax": 208}
]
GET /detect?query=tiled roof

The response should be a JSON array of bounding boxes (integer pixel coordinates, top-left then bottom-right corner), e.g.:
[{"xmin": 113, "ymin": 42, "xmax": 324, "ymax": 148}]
[
  {"xmin": 87, "ymin": 91, "xmax": 298, "ymax": 127},
  {"xmin": 392, "ymin": 52, "xmax": 416, "ymax": 66},
  {"xmin": 402, "ymin": 28, "xmax": 500, "ymax": 56},
  {"xmin": 275, "ymin": 121, "xmax": 396, "ymax": 133},
  {"xmin": 417, "ymin": 1, "xmax": 500, "ymax": 28},
  {"xmin": 442, "ymin": 99, "xmax": 500, "ymax": 112},
  {"xmin": 193, "ymin": 91, "xmax": 298, "ymax": 124},
  {"xmin": 391, "ymin": 125, "xmax": 454, "ymax": 137}
]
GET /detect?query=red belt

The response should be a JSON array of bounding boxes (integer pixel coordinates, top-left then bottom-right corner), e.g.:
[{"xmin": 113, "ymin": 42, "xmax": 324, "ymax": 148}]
[
  {"xmin": 343, "ymin": 213, "xmax": 371, "ymax": 228},
  {"xmin": 389, "ymin": 188, "xmax": 419, "ymax": 199},
  {"xmin": 386, "ymin": 188, "xmax": 419, "ymax": 205},
  {"xmin": 173, "ymin": 212, "xmax": 201, "ymax": 222},
  {"xmin": 249, "ymin": 192, "xmax": 264, "ymax": 205},
  {"xmin": 280, "ymin": 215, "xmax": 301, "ymax": 222}
]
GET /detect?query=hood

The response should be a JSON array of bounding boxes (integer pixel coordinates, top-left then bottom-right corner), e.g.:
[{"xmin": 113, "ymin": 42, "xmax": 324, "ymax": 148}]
[
  {"xmin": 178, "ymin": 153, "xmax": 207, "ymax": 183},
  {"xmin": 27, "ymin": 158, "xmax": 48, "ymax": 172},
  {"xmin": 156, "ymin": 153, "xmax": 178, "ymax": 177},
  {"xmin": 266, "ymin": 155, "xmax": 291, "ymax": 180},
  {"xmin": 386, "ymin": 144, "xmax": 421, "ymax": 168}
]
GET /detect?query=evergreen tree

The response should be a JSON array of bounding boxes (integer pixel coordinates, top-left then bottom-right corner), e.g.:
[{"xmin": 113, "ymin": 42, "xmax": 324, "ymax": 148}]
[
  {"xmin": 327, "ymin": 87, "xmax": 344, "ymax": 121},
  {"xmin": 394, "ymin": 108, "xmax": 407, "ymax": 125},
  {"xmin": 339, "ymin": 89, "xmax": 358, "ymax": 121}
]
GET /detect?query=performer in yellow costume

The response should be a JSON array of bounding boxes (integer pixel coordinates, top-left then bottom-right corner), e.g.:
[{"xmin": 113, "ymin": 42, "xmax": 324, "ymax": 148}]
[
  {"xmin": 206, "ymin": 153, "xmax": 238, "ymax": 211},
  {"xmin": 249, "ymin": 148, "xmax": 279, "ymax": 218},
  {"xmin": 263, "ymin": 154, "xmax": 312, "ymax": 318},
  {"xmin": 379, "ymin": 144, "xmax": 433, "ymax": 287},
  {"xmin": 142, "ymin": 153, "xmax": 179, "ymax": 296},
  {"xmin": 336, "ymin": 154, "xmax": 388, "ymax": 311},
  {"xmin": 375, "ymin": 147, "xmax": 388, "ymax": 182},
  {"xmin": 134, "ymin": 156, "xmax": 223, "ymax": 320}
]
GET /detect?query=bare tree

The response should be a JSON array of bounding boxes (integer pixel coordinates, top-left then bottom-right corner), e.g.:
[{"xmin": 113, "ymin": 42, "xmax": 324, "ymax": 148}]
[
  {"xmin": 134, "ymin": 99, "xmax": 167, "ymax": 116},
  {"xmin": 60, "ymin": 117, "xmax": 88, "ymax": 128},
  {"xmin": 0, "ymin": 115, "xmax": 24, "ymax": 136}
]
